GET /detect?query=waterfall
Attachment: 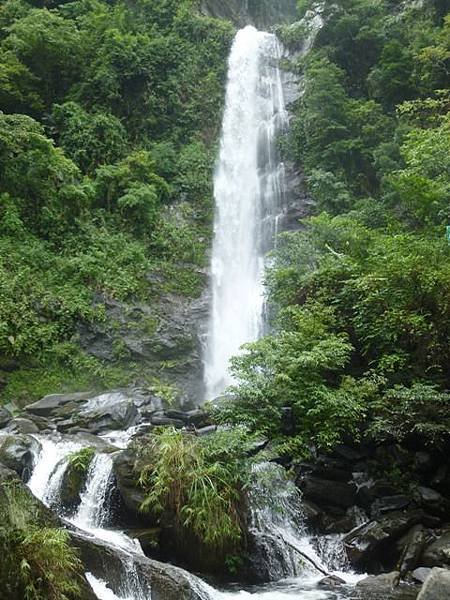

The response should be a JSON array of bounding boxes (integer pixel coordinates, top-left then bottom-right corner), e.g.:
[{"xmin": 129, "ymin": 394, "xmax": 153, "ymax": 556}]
[
  {"xmin": 204, "ymin": 25, "xmax": 288, "ymax": 400},
  {"xmin": 28, "ymin": 436, "xmax": 81, "ymax": 507},
  {"xmin": 72, "ymin": 453, "xmax": 113, "ymax": 530}
]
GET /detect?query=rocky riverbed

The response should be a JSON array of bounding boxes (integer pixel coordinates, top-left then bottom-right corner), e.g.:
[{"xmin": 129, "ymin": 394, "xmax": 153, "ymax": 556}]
[{"xmin": 1, "ymin": 388, "xmax": 449, "ymax": 599}]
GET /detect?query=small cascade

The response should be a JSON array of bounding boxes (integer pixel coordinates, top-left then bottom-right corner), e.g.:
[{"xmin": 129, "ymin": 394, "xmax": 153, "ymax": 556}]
[
  {"xmin": 69, "ymin": 453, "xmax": 149, "ymax": 599},
  {"xmin": 72, "ymin": 453, "xmax": 113, "ymax": 529},
  {"xmin": 86, "ymin": 574, "xmax": 134, "ymax": 600},
  {"xmin": 28, "ymin": 436, "xmax": 81, "ymax": 507},
  {"xmin": 248, "ymin": 463, "xmax": 330, "ymax": 580},
  {"xmin": 27, "ymin": 437, "xmax": 149, "ymax": 600}
]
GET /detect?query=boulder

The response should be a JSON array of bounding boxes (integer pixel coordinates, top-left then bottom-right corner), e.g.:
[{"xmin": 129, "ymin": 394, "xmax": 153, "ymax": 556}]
[
  {"xmin": 150, "ymin": 414, "xmax": 184, "ymax": 428},
  {"xmin": 185, "ymin": 409, "xmax": 210, "ymax": 428},
  {"xmin": 112, "ymin": 449, "xmax": 150, "ymax": 525},
  {"xmin": 353, "ymin": 572, "xmax": 419, "ymax": 599},
  {"xmin": 413, "ymin": 487, "xmax": 449, "ymax": 518},
  {"xmin": 412, "ymin": 568, "xmax": 433, "ymax": 583},
  {"xmin": 417, "ymin": 567, "xmax": 450, "ymax": 600},
  {"xmin": 371, "ymin": 495, "xmax": 411, "ymax": 518},
  {"xmin": 318, "ymin": 574, "xmax": 346, "ymax": 588},
  {"xmin": 323, "ymin": 505, "xmax": 368, "ymax": 534},
  {"xmin": 398, "ymin": 525, "xmax": 428, "ymax": 577},
  {"xmin": 0, "ymin": 406, "xmax": 12, "ymax": 429},
  {"xmin": 0, "ymin": 434, "xmax": 41, "ymax": 481},
  {"xmin": 23, "ymin": 413, "xmax": 56, "ymax": 432},
  {"xmin": 72, "ymin": 528, "xmax": 207, "ymax": 600},
  {"xmin": 58, "ymin": 391, "xmax": 139, "ymax": 434},
  {"xmin": 5, "ymin": 417, "xmax": 39, "ymax": 434},
  {"xmin": 125, "ymin": 528, "xmax": 160, "ymax": 556},
  {"xmin": 297, "ymin": 475, "xmax": 356, "ymax": 509},
  {"xmin": 356, "ymin": 479, "xmax": 402, "ymax": 509},
  {"xmin": 344, "ymin": 510, "xmax": 424, "ymax": 571},
  {"xmin": 297, "ymin": 455, "xmax": 352, "ymax": 483},
  {"xmin": 59, "ymin": 453, "xmax": 94, "ymax": 512},
  {"xmin": 25, "ymin": 391, "xmax": 93, "ymax": 417},
  {"xmin": 421, "ymin": 530, "xmax": 450, "ymax": 568}
]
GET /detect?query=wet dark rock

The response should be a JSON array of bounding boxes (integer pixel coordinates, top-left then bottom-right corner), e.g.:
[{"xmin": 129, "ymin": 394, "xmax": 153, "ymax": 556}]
[
  {"xmin": 344, "ymin": 510, "xmax": 425, "ymax": 571},
  {"xmin": 5, "ymin": 417, "xmax": 39, "ymax": 434},
  {"xmin": 25, "ymin": 391, "xmax": 93, "ymax": 417},
  {"xmin": 302, "ymin": 499, "xmax": 324, "ymax": 527},
  {"xmin": 195, "ymin": 425, "xmax": 218, "ymax": 436},
  {"xmin": 150, "ymin": 415, "xmax": 184, "ymax": 428},
  {"xmin": 431, "ymin": 465, "xmax": 450, "ymax": 494},
  {"xmin": 357, "ymin": 479, "xmax": 402, "ymax": 509},
  {"xmin": 0, "ymin": 406, "xmax": 12, "ymax": 428},
  {"xmin": 353, "ymin": 572, "xmax": 419, "ymax": 599},
  {"xmin": 398, "ymin": 525, "xmax": 428, "ymax": 577},
  {"xmin": 112, "ymin": 449, "xmax": 150, "ymax": 525},
  {"xmin": 420, "ymin": 529, "xmax": 450, "ymax": 568},
  {"xmin": 414, "ymin": 452, "xmax": 435, "ymax": 474},
  {"xmin": 23, "ymin": 412, "xmax": 56, "ymax": 432},
  {"xmin": 324, "ymin": 505, "xmax": 368, "ymax": 534},
  {"xmin": 297, "ymin": 475, "xmax": 357, "ymax": 509},
  {"xmin": 371, "ymin": 495, "xmax": 411, "ymax": 518},
  {"xmin": 413, "ymin": 487, "xmax": 449, "ymax": 518},
  {"xmin": 59, "ymin": 453, "xmax": 94, "ymax": 512},
  {"xmin": 417, "ymin": 567, "xmax": 450, "ymax": 599},
  {"xmin": 72, "ymin": 528, "xmax": 206, "ymax": 600},
  {"xmin": 297, "ymin": 455, "xmax": 352, "ymax": 483},
  {"xmin": 318, "ymin": 574, "xmax": 346, "ymax": 588},
  {"xmin": 412, "ymin": 567, "xmax": 433, "ymax": 583},
  {"xmin": 333, "ymin": 445, "xmax": 367, "ymax": 462},
  {"xmin": 0, "ymin": 434, "xmax": 40, "ymax": 481},
  {"xmin": 185, "ymin": 409, "xmax": 210, "ymax": 428},
  {"xmin": 126, "ymin": 528, "xmax": 160, "ymax": 556}
]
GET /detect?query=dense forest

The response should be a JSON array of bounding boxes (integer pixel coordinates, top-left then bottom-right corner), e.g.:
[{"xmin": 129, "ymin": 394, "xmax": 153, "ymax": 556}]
[
  {"xmin": 221, "ymin": 0, "xmax": 450, "ymax": 454},
  {"xmin": 0, "ymin": 0, "xmax": 233, "ymax": 404},
  {"xmin": 1, "ymin": 0, "xmax": 450, "ymax": 599}
]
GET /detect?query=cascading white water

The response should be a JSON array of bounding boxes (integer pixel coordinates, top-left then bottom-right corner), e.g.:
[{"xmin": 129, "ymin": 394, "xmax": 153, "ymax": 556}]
[
  {"xmin": 72, "ymin": 453, "xmax": 113, "ymax": 530},
  {"xmin": 28, "ymin": 436, "xmax": 81, "ymax": 506},
  {"xmin": 86, "ymin": 574, "xmax": 135, "ymax": 600},
  {"xmin": 204, "ymin": 25, "xmax": 288, "ymax": 400}
]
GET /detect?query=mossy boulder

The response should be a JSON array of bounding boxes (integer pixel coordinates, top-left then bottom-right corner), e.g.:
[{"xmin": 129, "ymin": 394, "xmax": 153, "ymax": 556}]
[
  {"xmin": 60, "ymin": 447, "xmax": 96, "ymax": 511},
  {"xmin": 0, "ymin": 464, "xmax": 97, "ymax": 600},
  {"xmin": 0, "ymin": 434, "xmax": 41, "ymax": 481}
]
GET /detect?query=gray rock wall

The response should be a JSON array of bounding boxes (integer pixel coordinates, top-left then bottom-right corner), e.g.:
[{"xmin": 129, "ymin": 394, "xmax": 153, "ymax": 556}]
[{"xmin": 201, "ymin": 0, "xmax": 298, "ymax": 28}]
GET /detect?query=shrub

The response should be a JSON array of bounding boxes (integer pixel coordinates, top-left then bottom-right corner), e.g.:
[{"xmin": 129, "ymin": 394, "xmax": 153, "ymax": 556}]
[
  {"xmin": 137, "ymin": 428, "xmax": 253, "ymax": 554},
  {"xmin": 0, "ymin": 483, "xmax": 83, "ymax": 600}
]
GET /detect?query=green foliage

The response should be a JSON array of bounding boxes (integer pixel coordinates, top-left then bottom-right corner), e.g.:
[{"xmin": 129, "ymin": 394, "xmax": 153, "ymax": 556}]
[
  {"xmin": 68, "ymin": 447, "xmax": 95, "ymax": 474},
  {"xmin": 370, "ymin": 383, "xmax": 450, "ymax": 448},
  {"xmin": 215, "ymin": 303, "xmax": 371, "ymax": 452},
  {"xmin": 137, "ymin": 428, "xmax": 253, "ymax": 555},
  {"xmin": 0, "ymin": 482, "xmax": 83, "ymax": 600},
  {"xmin": 0, "ymin": 0, "xmax": 233, "ymax": 403},
  {"xmin": 220, "ymin": 0, "xmax": 450, "ymax": 455},
  {"xmin": 51, "ymin": 102, "xmax": 128, "ymax": 173}
]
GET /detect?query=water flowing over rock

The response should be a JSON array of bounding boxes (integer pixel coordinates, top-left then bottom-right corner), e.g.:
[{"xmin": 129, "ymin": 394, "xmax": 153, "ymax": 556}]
[{"xmin": 204, "ymin": 25, "xmax": 288, "ymax": 399}]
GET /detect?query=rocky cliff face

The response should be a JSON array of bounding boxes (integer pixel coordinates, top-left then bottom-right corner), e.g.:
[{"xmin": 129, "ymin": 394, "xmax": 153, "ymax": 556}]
[
  {"xmin": 201, "ymin": 0, "xmax": 298, "ymax": 28},
  {"xmin": 78, "ymin": 283, "xmax": 209, "ymax": 408}
]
